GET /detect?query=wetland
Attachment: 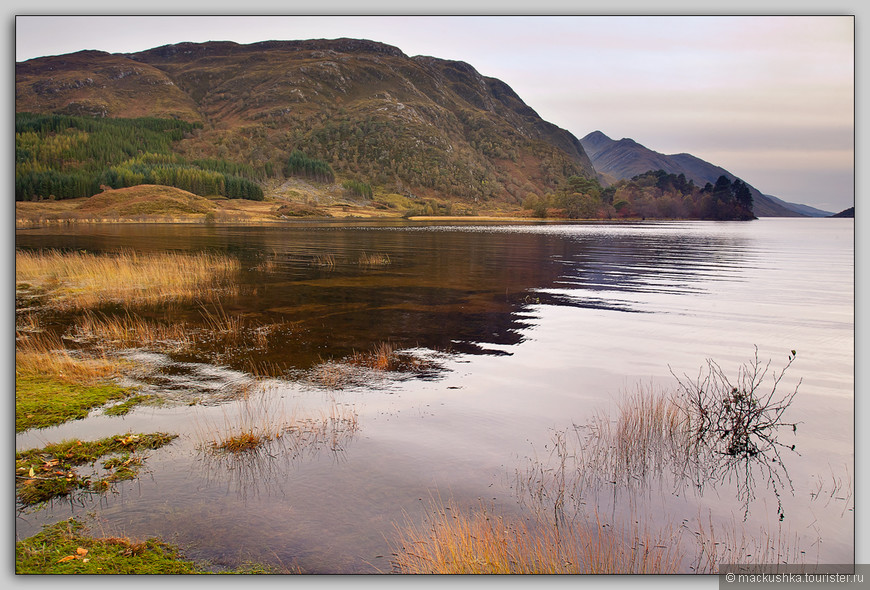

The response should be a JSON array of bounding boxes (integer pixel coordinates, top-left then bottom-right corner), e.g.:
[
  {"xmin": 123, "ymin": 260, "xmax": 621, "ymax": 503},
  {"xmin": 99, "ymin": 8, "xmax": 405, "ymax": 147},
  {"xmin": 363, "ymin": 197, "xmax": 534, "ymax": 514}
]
[{"xmin": 15, "ymin": 217, "xmax": 854, "ymax": 574}]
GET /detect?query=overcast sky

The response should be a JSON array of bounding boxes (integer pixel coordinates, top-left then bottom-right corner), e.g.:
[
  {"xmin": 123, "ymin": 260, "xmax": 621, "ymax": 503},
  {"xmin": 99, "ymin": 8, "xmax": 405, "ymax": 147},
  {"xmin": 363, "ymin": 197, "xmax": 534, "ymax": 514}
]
[{"xmin": 13, "ymin": 10, "xmax": 858, "ymax": 212}]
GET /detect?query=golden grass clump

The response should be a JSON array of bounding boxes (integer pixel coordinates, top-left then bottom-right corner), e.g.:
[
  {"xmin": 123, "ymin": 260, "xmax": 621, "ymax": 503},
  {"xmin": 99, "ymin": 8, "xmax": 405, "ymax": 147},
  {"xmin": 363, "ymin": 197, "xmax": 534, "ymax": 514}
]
[
  {"xmin": 585, "ymin": 384, "xmax": 691, "ymax": 486},
  {"xmin": 15, "ymin": 249, "xmax": 240, "ymax": 310},
  {"xmin": 358, "ymin": 252, "xmax": 391, "ymax": 267},
  {"xmin": 311, "ymin": 253, "xmax": 337, "ymax": 268},
  {"xmin": 71, "ymin": 312, "xmax": 192, "ymax": 351},
  {"xmin": 196, "ymin": 387, "xmax": 359, "ymax": 457},
  {"xmin": 15, "ymin": 332, "xmax": 119, "ymax": 385},
  {"xmin": 390, "ymin": 501, "xmax": 683, "ymax": 574},
  {"xmin": 350, "ymin": 341, "xmax": 398, "ymax": 371}
]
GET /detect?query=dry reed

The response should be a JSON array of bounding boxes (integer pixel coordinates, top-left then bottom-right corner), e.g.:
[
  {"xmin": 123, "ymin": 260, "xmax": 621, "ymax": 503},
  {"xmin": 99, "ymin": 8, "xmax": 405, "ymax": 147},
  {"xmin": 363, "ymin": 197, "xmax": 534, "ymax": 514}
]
[
  {"xmin": 358, "ymin": 252, "xmax": 391, "ymax": 267},
  {"xmin": 349, "ymin": 341, "xmax": 398, "ymax": 371},
  {"xmin": 196, "ymin": 386, "xmax": 359, "ymax": 457},
  {"xmin": 15, "ymin": 332, "xmax": 120, "ymax": 384},
  {"xmin": 311, "ymin": 253, "xmax": 337, "ymax": 268},
  {"xmin": 585, "ymin": 384, "xmax": 691, "ymax": 487},
  {"xmin": 71, "ymin": 312, "xmax": 192, "ymax": 352},
  {"xmin": 690, "ymin": 514, "xmax": 808, "ymax": 574},
  {"xmin": 15, "ymin": 249, "xmax": 240, "ymax": 310},
  {"xmin": 390, "ymin": 500, "xmax": 683, "ymax": 574}
]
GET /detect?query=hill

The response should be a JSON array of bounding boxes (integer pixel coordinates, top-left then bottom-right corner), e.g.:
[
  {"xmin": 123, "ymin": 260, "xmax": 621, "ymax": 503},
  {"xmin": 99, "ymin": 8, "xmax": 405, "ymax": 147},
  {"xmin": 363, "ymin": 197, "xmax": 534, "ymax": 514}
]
[
  {"xmin": 580, "ymin": 131, "xmax": 810, "ymax": 217},
  {"xmin": 829, "ymin": 206, "xmax": 854, "ymax": 218},
  {"xmin": 16, "ymin": 39, "xmax": 596, "ymax": 207}
]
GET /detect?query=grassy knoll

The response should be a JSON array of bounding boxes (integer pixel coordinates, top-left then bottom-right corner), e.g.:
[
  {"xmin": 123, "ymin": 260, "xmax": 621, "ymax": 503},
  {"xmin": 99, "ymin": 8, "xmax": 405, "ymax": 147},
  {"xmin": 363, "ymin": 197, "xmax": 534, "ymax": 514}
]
[
  {"xmin": 16, "ymin": 518, "xmax": 273, "ymax": 574},
  {"xmin": 15, "ymin": 185, "xmax": 282, "ymax": 227}
]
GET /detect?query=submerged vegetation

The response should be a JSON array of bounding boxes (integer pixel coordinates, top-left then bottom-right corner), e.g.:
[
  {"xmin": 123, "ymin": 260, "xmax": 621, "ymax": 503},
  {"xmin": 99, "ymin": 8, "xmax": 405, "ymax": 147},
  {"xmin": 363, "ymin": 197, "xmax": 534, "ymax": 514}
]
[
  {"xmin": 16, "ymin": 433, "xmax": 177, "ymax": 506},
  {"xmin": 195, "ymin": 385, "xmax": 359, "ymax": 457}
]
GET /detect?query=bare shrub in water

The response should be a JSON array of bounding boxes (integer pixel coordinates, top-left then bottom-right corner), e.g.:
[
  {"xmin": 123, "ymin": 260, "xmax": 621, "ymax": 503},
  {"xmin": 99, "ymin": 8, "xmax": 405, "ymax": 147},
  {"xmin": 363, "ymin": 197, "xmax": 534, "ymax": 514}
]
[
  {"xmin": 670, "ymin": 348, "xmax": 801, "ymax": 518},
  {"xmin": 672, "ymin": 348, "xmax": 800, "ymax": 460}
]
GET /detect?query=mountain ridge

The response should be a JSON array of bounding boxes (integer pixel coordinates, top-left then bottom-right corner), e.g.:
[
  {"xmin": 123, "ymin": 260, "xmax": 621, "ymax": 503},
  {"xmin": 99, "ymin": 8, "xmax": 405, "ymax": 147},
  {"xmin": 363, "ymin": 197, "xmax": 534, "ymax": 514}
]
[
  {"xmin": 580, "ymin": 130, "xmax": 822, "ymax": 217},
  {"xmin": 16, "ymin": 38, "xmax": 596, "ymax": 205}
]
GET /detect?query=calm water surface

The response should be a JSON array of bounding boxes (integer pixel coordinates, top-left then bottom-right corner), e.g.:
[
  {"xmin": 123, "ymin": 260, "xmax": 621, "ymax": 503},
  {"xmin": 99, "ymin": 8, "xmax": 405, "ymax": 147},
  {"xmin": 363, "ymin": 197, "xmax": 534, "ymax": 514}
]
[{"xmin": 15, "ymin": 218, "xmax": 854, "ymax": 573}]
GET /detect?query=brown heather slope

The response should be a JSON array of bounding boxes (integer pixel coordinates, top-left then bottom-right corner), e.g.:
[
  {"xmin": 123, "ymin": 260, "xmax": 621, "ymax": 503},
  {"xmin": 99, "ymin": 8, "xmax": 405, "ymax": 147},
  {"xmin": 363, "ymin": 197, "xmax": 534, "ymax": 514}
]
[
  {"xmin": 15, "ymin": 50, "xmax": 203, "ymax": 121},
  {"xmin": 16, "ymin": 39, "xmax": 596, "ymax": 206}
]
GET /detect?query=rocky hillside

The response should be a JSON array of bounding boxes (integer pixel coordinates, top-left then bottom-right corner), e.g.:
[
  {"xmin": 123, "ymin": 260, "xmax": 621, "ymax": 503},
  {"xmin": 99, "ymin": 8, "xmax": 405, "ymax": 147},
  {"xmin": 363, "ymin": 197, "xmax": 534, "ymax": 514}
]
[
  {"xmin": 16, "ymin": 39, "xmax": 596, "ymax": 205},
  {"xmin": 580, "ymin": 131, "xmax": 811, "ymax": 217}
]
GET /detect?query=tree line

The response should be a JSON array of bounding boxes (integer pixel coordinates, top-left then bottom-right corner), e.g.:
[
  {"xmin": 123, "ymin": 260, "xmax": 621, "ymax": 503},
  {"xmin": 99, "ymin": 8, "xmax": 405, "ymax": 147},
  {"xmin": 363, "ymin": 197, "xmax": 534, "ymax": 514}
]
[
  {"xmin": 15, "ymin": 113, "xmax": 264, "ymax": 201},
  {"xmin": 523, "ymin": 170, "xmax": 755, "ymax": 221}
]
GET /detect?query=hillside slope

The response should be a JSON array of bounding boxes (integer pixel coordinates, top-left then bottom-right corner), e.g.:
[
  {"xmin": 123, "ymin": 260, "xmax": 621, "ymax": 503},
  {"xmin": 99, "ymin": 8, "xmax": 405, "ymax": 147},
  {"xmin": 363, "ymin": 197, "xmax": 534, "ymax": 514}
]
[
  {"xmin": 16, "ymin": 39, "xmax": 596, "ymax": 205},
  {"xmin": 580, "ymin": 130, "xmax": 806, "ymax": 217}
]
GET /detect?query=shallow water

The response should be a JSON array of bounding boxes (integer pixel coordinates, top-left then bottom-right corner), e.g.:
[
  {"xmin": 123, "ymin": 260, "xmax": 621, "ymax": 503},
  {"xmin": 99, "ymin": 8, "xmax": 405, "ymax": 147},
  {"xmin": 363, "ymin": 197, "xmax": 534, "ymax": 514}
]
[{"xmin": 15, "ymin": 218, "xmax": 854, "ymax": 572}]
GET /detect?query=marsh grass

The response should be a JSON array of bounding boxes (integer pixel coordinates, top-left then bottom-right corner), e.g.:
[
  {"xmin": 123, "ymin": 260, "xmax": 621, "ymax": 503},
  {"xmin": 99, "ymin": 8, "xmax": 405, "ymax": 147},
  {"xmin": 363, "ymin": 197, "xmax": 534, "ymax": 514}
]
[
  {"xmin": 305, "ymin": 343, "xmax": 443, "ymax": 390},
  {"xmin": 349, "ymin": 342, "xmax": 440, "ymax": 373},
  {"xmin": 69, "ymin": 306, "xmax": 282, "ymax": 361},
  {"xmin": 15, "ymin": 333, "xmax": 136, "ymax": 432},
  {"xmin": 521, "ymin": 351, "xmax": 802, "ymax": 518},
  {"xmin": 16, "ymin": 332, "xmax": 119, "ymax": 384},
  {"xmin": 690, "ymin": 515, "xmax": 808, "ymax": 574},
  {"xmin": 15, "ymin": 249, "xmax": 240, "ymax": 311},
  {"xmin": 511, "ymin": 350, "xmax": 809, "ymax": 573},
  {"xmin": 196, "ymin": 385, "xmax": 359, "ymax": 458},
  {"xmin": 311, "ymin": 253, "xmax": 337, "ymax": 268},
  {"xmin": 810, "ymin": 465, "xmax": 854, "ymax": 517},
  {"xmin": 349, "ymin": 341, "xmax": 400, "ymax": 371},
  {"xmin": 72, "ymin": 311, "xmax": 193, "ymax": 351},
  {"xmin": 305, "ymin": 360, "xmax": 362, "ymax": 389},
  {"xmin": 195, "ymin": 386, "xmax": 359, "ymax": 499},
  {"xmin": 390, "ymin": 500, "xmax": 683, "ymax": 574},
  {"xmin": 583, "ymin": 383, "xmax": 691, "ymax": 487},
  {"xmin": 358, "ymin": 252, "xmax": 391, "ymax": 267}
]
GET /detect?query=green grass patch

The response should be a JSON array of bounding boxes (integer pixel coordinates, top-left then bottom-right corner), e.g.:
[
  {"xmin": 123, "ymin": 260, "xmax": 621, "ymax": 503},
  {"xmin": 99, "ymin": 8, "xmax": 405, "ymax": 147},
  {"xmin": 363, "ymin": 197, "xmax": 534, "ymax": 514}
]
[
  {"xmin": 103, "ymin": 394, "xmax": 157, "ymax": 417},
  {"xmin": 16, "ymin": 518, "xmax": 205, "ymax": 574},
  {"xmin": 15, "ymin": 433, "xmax": 177, "ymax": 507},
  {"xmin": 16, "ymin": 374, "xmax": 131, "ymax": 432}
]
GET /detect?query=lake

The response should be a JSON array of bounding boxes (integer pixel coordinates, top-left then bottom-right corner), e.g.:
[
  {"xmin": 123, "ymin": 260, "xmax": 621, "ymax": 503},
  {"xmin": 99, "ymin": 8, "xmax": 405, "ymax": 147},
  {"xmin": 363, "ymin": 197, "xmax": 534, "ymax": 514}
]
[{"xmin": 15, "ymin": 217, "xmax": 854, "ymax": 573}]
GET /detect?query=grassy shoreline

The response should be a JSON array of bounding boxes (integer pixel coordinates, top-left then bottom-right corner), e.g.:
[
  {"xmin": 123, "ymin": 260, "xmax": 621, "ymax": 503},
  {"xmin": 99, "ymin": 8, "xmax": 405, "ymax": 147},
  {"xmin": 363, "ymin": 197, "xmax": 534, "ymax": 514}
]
[{"xmin": 16, "ymin": 518, "xmax": 274, "ymax": 574}]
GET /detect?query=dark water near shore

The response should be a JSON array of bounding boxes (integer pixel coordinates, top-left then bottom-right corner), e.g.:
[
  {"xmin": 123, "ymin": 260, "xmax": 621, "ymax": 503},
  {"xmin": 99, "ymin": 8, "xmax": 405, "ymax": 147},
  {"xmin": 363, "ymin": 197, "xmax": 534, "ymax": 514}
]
[{"xmin": 15, "ymin": 218, "xmax": 854, "ymax": 573}]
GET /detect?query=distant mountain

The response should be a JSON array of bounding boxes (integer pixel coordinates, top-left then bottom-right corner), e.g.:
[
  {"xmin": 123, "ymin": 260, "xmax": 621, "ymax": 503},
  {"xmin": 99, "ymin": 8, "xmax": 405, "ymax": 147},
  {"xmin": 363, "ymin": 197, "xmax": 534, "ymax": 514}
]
[
  {"xmin": 830, "ymin": 206, "xmax": 854, "ymax": 218},
  {"xmin": 762, "ymin": 194, "xmax": 832, "ymax": 217},
  {"xmin": 580, "ymin": 131, "xmax": 809, "ymax": 217},
  {"xmin": 15, "ymin": 39, "xmax": 596, "ymax": 205}
]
